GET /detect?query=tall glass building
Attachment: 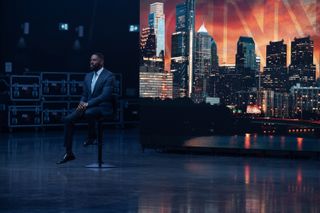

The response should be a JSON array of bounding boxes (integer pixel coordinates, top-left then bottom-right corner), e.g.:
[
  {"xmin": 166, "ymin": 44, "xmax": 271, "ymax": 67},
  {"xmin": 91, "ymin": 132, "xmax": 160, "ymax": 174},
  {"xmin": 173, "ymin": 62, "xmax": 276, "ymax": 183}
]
[
  {"xmin": 171, "ymin": 31, "xmax": 188, "ymax": 98},
  {"xmin": 262, "ymin": 40, "xmax": 288, "ymax": 92},
  {"xmin": 235, "ymin": 36, "xmax": 257, "ymax": 90},
  {"xmin": 170, "ymin": 2, "xmax": 193, "ymax": 99},
  {"xmin": 288, "ymin": 36, "xmax": 316, "ymax": 87},
  {"xmin": 210, "ymin": 38, "xmax": 219, "ymax": 73},
  {"xmin": 186, "ymin": 0, "xmax": 196, "ymax": 97},
  {"xmin": 140, "ymin": 27, "xmax": 156, "ymax": 58},
  {"xmin": 140, "ymin": 27, "xmax": 164, "ymax": 69},
  {"xmin": 235, "ymin": 36, "xmax": 257, "ymax": 72},
  {"xmin": 193, "ymin": 23, "xmax": 213, "ymax": 103},
  {"xmin": 176, "ymin": 3, "xmax": 187, "ymax": 32},
  {"xmin": 148, "ymin": 2, "xmax": 165, "ymax": 57}
]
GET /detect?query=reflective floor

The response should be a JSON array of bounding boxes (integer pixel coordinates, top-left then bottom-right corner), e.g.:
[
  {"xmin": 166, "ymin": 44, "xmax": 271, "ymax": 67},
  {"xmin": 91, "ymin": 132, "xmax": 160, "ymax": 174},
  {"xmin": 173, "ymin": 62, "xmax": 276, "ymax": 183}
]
[{"xmin": 1, "ymin": 128, "xmax": 320, "ymax": 212}]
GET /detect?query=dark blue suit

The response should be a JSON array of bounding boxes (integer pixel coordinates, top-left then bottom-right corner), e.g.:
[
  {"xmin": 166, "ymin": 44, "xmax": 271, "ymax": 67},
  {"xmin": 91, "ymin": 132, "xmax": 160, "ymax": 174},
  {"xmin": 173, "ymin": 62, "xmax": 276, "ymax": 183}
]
[{"xmin": 64, "ymin": 68, "xmax": 114, "ymax": 153}]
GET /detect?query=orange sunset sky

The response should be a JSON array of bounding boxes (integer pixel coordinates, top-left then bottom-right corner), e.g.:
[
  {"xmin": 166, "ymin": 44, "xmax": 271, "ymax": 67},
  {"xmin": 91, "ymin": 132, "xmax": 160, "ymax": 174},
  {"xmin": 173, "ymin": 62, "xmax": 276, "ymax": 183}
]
[{"xmin": 140, "ymin": 0, "xmax": 320, "ymax": 78}]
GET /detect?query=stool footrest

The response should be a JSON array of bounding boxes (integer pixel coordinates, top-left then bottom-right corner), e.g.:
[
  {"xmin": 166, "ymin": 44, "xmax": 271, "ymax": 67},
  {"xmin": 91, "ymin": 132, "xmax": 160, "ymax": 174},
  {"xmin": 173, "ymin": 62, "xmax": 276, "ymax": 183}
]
[{"xmin": 85, "ymin": 163, "xmax": 115, "ymax": 168}]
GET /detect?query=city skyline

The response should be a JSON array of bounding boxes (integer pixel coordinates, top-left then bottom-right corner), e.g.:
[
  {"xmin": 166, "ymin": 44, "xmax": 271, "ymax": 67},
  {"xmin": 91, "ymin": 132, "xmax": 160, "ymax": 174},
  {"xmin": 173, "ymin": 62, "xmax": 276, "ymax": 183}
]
[{"xmin": 140, "ymin": 0, "xmax": 320, "ymax": 77}]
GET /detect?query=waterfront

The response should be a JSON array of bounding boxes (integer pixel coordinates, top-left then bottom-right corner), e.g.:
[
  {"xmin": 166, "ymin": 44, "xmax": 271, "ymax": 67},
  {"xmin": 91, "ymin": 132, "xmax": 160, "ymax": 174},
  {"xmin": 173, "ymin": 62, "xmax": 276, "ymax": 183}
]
[{"xmin": 183, "ymin": 134, "xmax": 320, "ymax": 152}]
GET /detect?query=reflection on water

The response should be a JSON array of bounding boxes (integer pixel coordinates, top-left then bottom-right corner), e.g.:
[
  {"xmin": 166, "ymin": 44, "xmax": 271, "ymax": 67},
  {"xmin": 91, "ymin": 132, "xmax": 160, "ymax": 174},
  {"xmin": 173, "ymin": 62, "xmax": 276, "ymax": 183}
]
[
  {"xmin": 183, "ymin": 135, "xmax": 320, "ymax": 152},
  {"xmin": 297, "ymin": 137, "xmax": 303, "ymax": 151},
  {"xmin": 245, "ymin": 164, "xmax": 250, "ymax": 185},
  {"xmin": 297, "ymin": 167, "xmax": 303, "ymax": 186},
  {"xmin": 280, "ymin": 136, "xmax": 286, "ymax": 149},
  {"xmin": 244, "ymin": 133, "xmax": 251, "ymax": 149}
]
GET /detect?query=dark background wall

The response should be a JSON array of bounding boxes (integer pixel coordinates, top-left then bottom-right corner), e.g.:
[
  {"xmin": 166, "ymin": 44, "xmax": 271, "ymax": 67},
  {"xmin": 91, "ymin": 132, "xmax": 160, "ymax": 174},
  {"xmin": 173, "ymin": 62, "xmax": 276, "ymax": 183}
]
[{"xmin": 0, "ymin": 0, "xmax": 139, "ymax": 96}]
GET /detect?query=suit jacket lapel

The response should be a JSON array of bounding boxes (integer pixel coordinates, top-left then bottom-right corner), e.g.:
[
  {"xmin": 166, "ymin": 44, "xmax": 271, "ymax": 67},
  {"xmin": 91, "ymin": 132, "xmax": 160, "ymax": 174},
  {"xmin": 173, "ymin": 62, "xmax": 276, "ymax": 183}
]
[
  {"xmin": 87, "ymin": 72, "xmax": 94, "ymax": 96},
  {"xmin": 92, "ymin": 69, "xmax": 106, "ymax": 96}
]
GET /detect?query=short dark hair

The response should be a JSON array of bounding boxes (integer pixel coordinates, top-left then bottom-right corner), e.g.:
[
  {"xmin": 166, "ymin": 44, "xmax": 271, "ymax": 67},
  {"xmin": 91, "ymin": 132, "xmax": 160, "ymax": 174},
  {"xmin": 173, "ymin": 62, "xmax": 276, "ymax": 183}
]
[{"xmin": 92, "ymin": 52, "xmax": 104, "ymax": 61}]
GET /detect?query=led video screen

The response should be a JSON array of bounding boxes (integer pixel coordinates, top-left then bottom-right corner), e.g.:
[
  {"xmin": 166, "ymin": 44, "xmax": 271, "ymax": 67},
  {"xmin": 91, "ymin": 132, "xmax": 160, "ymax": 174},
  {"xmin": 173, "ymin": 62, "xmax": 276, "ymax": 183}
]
[{"xmin": 140, "ymin": 0, "xmax": 319, "ymax": 118}]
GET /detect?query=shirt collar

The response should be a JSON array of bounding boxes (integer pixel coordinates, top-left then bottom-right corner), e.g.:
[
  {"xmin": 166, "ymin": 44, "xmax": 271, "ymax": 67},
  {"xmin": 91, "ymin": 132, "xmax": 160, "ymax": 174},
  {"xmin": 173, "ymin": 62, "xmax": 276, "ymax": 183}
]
[{"xmin": 94, "ymin": 67, "xmax": 104, "ymax": 76}]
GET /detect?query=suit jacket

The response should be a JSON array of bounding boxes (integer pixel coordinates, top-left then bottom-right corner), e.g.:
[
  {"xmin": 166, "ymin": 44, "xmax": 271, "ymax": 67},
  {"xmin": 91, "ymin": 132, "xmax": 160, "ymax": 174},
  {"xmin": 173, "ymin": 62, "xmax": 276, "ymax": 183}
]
[{"xmin": 80, "ymin": 68, "xmax": 115, "ymax": 115}]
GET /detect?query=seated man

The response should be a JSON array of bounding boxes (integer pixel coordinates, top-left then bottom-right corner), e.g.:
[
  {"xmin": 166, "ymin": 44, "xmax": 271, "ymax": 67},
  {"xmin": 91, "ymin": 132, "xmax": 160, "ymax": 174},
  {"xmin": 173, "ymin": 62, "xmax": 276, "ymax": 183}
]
[{"xmin": 57, "ymin": 52, "xmax": 114, "ymax": 164}]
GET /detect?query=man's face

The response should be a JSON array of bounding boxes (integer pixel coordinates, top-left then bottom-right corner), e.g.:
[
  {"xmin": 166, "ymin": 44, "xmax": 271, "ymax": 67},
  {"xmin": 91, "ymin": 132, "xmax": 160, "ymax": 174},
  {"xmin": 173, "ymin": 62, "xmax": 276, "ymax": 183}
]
[{"xmin": 90, "ymin": 55, "xmax": 103, "ymax": 71}]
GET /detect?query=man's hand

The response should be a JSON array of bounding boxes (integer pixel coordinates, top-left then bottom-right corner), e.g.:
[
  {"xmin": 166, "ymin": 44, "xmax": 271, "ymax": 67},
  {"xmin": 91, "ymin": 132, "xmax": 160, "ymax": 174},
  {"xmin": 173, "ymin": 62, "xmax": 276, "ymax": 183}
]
[{"xmin": 76, "ymin": 102, "xmax": 88, "ymax": 111}]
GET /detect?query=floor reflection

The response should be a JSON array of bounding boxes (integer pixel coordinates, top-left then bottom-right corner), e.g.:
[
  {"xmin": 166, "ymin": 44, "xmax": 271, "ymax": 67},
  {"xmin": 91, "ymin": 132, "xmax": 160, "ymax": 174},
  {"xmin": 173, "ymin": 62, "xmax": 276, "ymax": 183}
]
[
  {"xmin": 0, "ymin": 130, "xmax": 320, "ymax": 212},
  {"xmin": 136, "ymin": 159, "xmax": 320, "ymax": 213}
]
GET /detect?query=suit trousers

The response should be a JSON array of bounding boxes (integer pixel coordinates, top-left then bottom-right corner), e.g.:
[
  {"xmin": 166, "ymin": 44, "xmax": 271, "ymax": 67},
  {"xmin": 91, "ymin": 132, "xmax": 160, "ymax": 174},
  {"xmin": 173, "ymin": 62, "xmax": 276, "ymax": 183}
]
[{"xmin": 63, "ymin": 107, "xmax": 103, "ymax": 154}]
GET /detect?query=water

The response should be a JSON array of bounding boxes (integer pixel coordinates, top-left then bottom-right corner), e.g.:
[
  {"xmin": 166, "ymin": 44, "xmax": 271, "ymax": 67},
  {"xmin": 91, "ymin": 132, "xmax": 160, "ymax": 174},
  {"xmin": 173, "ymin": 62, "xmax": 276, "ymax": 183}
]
[{"xmin": 183, "ymin": 134, "xmax": 320, "ymax": 152}]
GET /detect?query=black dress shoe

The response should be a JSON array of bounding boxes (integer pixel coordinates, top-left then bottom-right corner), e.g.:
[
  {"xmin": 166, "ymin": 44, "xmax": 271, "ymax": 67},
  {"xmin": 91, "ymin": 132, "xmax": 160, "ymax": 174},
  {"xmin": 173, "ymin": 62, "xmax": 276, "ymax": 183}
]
[
  {"xmin": 56, "ymin": 153, "xmax": 75, "ymax": 164},
  {"xmin": 83, "ymin": 138, "xmax": 97, "ymax": 147}
]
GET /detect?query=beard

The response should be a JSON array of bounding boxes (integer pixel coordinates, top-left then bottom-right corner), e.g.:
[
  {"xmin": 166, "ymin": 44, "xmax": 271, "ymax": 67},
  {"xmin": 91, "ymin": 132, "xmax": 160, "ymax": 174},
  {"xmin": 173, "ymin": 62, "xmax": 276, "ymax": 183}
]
[{"xmin": 90, "ymin": 64, "xmax": 102, "ymax": 71}]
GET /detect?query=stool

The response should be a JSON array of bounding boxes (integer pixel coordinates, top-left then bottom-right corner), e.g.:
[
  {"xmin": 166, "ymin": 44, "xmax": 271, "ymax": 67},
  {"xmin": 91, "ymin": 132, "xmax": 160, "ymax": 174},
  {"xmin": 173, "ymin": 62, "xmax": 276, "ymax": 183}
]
[
  {"xmin": 85, "ymin": 94, "xmax": 119, "ymax": 169},
  {"xmin": 85, "ymin": 117, "xmax": 115, "ymax": 168}
]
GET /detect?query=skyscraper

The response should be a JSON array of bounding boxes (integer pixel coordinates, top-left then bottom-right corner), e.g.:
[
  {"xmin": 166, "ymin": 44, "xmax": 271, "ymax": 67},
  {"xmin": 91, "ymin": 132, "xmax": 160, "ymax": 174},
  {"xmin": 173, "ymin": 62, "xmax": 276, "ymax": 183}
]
[
  {"xmin": 262, "ymin": 40, "xmax": 288, "ymax": 92},
  {"xmin": 266, "ymin": 40, "xmax": 287, "ymax": 67},
  {"xmin": 176, "ymin": 3, "xmax": 187, "ymax": 32},
  {"xmin": 170, "ymin": 1, "xmax": 195, "ymax": 99},
  {"xmin": 288, "ymin": 36, "xmax": 316, "ymax": 87},
  {"xmin": 171, "ymin": 32, "xmax": 187, "ymax": 58},
  {"xmin": 206, "ymin": 35, "xmax": 219, "ymax": 99},
  {"xmin": 235, "ymin": 36, "xmax": 257, "ymax": 90},
  {"xmin": 171, "ymin": 31, "xmax": 188, "ymax": 98},
  {"xmin": 210, "ymin": 39, "xmax": 219, "ymax": 73},
  {"xmin": 140, "ymin": 27, "xmax": 156, "ymax": 58},
  {"xmin": 140, "ymin": 27, "xmax": 164, "ymax": 70},
  {"xmin": 216, "ymin": 64, "xmax": 242, "ymax": 106},
  {"xmin": 186, "ymin": 0, "xmax": 196, "ymax": 97},
  {"xmin": 148, "ymin": 2, "xmax": 165, "ymax": 57},
  {"xmin": 150, "ymin": 2, "xmax": 163, "ymax": 16},
  {"xmin": 192, "ymin": 23, "xmax": 213, "ymax": 103},
  {"xmin": 235, "ymin": 36, "xmax": 257, "ymax": 72}
]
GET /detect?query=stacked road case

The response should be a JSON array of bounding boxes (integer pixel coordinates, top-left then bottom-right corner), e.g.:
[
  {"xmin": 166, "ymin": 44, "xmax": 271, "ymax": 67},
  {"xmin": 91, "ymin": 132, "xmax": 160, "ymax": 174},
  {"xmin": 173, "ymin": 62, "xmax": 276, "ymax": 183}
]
[
  {"xmin": 8, "ymin": 72, "xmax": 127, "ymax": 130},
  {"xmin": 9, "ymin": 75, "xmax": 42, "ymax": 128}
]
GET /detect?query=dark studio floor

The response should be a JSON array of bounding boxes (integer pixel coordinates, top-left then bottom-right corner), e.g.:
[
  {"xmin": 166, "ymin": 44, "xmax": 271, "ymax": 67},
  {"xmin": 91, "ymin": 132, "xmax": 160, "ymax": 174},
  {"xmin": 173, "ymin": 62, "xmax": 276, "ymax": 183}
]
[{"xmin": 0, "ymin": 128, "xmax": 320, "ymax": 213}]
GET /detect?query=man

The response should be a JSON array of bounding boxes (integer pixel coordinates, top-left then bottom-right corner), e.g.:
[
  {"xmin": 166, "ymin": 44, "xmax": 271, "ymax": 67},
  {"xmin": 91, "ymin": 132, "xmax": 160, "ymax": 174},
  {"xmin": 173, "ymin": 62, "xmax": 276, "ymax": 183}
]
[{"xmin": 57, "ymin": 53, "xmax": 115, "ymax": 164}]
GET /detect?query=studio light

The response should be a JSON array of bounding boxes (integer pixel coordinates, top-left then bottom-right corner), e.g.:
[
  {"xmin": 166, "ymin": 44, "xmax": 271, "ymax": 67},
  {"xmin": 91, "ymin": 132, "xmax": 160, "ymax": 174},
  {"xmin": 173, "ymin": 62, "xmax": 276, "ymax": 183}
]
[
  {"xmin": 73, "ymin": 39, "xmax": 81, "ymax": 50},
  {"xmin": 73, "ymin": 25, "xmax": 84, "ymax": 50},
  {"xmin": 17, "ymin": 22, "xmax": 29, "ymax": 49},
  {"xmin": 59, "ymin": 23, "xmax": 69, "ymax": 31},
  {"xmin": 129, "ymin": 25, "xmax": 139, "ymax": 32},
  {"xmin": 22, "ymin": 22, "xmax": 29, "ymax": 35},
  {"xmin": 76, "ymin": 25, "xmax": 84, "ymax": 37}
]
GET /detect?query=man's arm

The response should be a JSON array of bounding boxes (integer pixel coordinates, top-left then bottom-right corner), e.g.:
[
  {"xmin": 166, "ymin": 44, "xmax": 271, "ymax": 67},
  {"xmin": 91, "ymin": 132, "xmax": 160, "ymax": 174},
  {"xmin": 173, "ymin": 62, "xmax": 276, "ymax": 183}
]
[
  {"xmin": 87, "ymin": 75, "xmax": 114, "ymax": 108},
  {"xmin": 80, "ymin": 74, "xmax": 89, "ymax": 103},
  {"xmin": 80, "ymin": 75, "xmax": 89, "ymax": 103},
  {"xmin": 76, "ymin": 74, "xmax": 89, "ymax": 112}
]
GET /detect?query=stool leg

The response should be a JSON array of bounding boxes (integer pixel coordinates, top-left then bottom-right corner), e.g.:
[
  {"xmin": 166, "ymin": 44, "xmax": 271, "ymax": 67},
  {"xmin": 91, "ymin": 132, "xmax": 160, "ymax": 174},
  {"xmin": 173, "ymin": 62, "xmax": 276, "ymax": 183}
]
[
  {"xmin": 85, "ymin": 120, "xmax": 115, "ymax": 169},
  {"xmin": 98, "ymin": 122, "xmax": 103, "ymax": 167}
]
